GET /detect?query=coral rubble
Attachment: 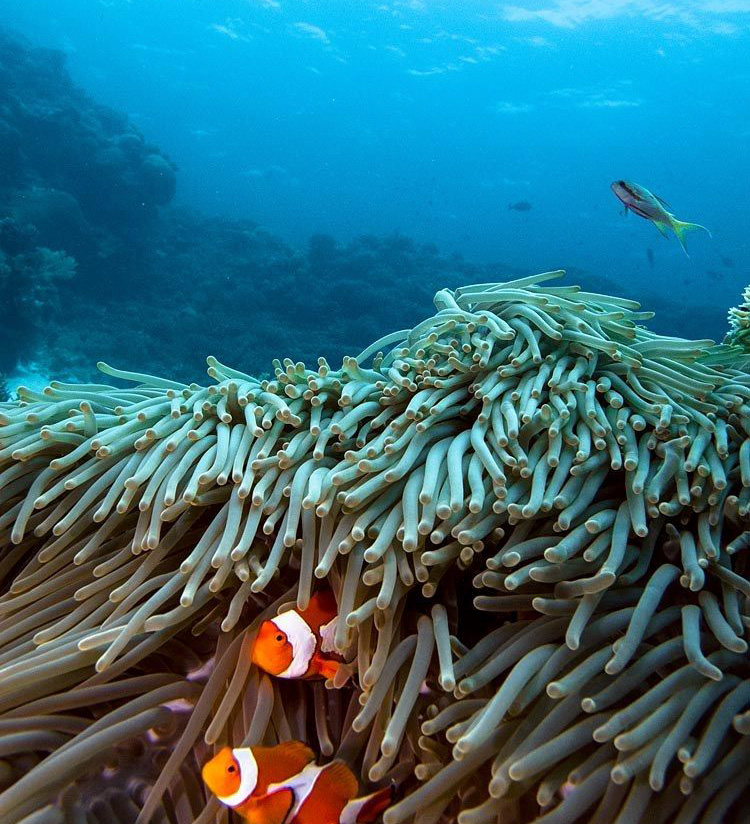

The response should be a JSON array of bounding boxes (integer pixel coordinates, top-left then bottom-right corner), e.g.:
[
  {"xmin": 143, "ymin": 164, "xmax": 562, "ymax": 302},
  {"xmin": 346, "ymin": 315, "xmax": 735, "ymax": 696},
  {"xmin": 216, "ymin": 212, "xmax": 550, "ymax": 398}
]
[{"xmin": 1, "ymin": 272, "xmax": 750, "ymax": 823}]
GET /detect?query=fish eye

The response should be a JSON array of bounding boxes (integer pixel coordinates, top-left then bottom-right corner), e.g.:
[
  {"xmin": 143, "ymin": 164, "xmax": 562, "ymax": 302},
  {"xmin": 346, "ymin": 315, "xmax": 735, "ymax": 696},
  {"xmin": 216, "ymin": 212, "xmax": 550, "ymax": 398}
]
[
  {"xmin": 275, "ymin": 634, "xmax": 284, "ymax": 642},
  {"xmin": 228, "ymin": 765, "xmax": 236, "ymax": 773}
]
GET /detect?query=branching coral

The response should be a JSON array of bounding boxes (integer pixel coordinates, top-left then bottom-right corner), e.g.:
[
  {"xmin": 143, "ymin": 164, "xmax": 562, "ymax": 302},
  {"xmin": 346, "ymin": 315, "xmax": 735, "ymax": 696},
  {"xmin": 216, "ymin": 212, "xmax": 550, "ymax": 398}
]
[
  {"xmin": 725, "ymin": 285, "xmax": 750, "ymax": 356},
  {"xmin": 1, "ymin": 271, "xmax": 750, "ymax": 824}
]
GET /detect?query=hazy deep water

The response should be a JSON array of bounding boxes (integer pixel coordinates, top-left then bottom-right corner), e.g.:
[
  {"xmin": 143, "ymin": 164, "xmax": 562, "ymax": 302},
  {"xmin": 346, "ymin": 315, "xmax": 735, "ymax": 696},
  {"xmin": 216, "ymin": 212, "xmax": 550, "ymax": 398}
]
[{"xmin": 0, "ymin": 0, "xmax": 748, "ymax": 389}]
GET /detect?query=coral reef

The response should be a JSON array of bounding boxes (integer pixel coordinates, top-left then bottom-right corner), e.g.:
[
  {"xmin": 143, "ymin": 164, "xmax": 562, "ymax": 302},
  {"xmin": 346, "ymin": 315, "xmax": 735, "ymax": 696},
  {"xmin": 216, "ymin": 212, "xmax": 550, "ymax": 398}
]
[
  {"xmin": 1, "ymin": 272, "xmax": 750, "ymax": 823},
  {"xmin": 0, "ymin": 28, "xmax": 176, "ymax": 232},
  {"xmin": 0, "ymin": 26, "xmax": 177, "ymax": 376},
  {"xmin": 46, "ymin": 221, "xmax": 481, "ymax": 384},
  {"xmin": 1, "ymin": 26, "xmax": 490, "ymax": 383},
  {"xmin": 726, "ymin": 285, "xmax": 750, "ymax": 354},
  {"xmin": 0, "ymin": 28, "xmax": 732, "ymax": 388},
  {"xmin": 0, "ymin": 227, "xmax": 77, "ymax": 372}
]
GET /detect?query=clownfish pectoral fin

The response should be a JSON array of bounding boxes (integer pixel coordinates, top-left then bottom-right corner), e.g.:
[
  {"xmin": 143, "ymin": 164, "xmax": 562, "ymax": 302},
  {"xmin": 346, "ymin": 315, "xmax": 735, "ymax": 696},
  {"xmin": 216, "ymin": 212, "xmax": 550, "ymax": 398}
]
[
  {"xmin": 313, "ymin": 654, "xmax": 351, "ymax": 684},
  {"xmin": 241, "ymin": 789, "xmax": 295, "ymax": 824}
]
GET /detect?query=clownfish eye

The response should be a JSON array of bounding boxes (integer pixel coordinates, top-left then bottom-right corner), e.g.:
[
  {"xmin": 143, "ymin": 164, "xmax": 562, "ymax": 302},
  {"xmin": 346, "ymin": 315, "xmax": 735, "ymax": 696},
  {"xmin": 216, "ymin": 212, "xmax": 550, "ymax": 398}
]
[
  {"xmin": 275, "ymin": 634, "xmax": 283, "ymax": 642},
  {"xmin": 228, "ymin": 765, "xmax": 236, "ymax": 773}
]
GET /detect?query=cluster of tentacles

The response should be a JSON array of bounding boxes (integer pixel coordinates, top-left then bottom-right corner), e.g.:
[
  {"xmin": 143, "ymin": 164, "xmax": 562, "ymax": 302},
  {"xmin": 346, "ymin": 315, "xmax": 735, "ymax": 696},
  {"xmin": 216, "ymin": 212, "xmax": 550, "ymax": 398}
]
[{"xmin": 1, "ymin": 271, "xmax": 750, "ymax": 824}]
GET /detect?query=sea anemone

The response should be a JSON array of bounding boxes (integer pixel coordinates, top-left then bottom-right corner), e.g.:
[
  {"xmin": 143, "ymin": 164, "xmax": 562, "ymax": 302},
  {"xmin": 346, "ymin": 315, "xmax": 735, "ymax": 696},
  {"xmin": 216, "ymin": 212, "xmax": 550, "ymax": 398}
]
[{"xmin": 1, "ymin": 271, "xmax": 749, "ymax": 824}]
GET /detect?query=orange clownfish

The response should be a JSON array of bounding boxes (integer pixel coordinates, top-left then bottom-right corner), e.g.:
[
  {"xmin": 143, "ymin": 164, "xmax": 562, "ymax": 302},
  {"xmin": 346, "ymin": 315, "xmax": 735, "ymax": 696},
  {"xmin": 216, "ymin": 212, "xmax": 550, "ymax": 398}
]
[
  {"xmin": 251, "ymin": 590, "xmax": 346, "ymax": 681},
  {"xmin": 201, "ymin": 742, "xmax": 393, "ymax": 824}
]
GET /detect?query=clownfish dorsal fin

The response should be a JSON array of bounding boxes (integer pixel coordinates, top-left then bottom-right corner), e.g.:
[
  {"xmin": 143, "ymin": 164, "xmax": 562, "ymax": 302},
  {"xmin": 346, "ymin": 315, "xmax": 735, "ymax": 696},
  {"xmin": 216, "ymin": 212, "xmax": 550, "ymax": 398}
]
[
  {"xmin": 314, "ymin": 760, "xmax": 359, "ymax": 806},
  {"xmin": 274, "ymin": 740, "xmax": 316, "ymax": 768},
  {"xmin": 299, "ymin": 589, "xmax": 338, "ymax": 633},
  {"xmin": 253, "ymin": 741, "xmax": 315, "ymax": 792}
]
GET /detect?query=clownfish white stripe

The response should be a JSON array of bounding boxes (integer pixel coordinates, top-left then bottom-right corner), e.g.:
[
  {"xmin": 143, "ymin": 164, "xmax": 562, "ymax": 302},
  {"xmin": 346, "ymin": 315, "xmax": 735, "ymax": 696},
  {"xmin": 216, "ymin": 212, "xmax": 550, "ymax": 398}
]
[
  {"xmin": 216, "ymin": 748, "xmax": 259, "ymax": 807},
  {"xmin": 274, "ymin": 610, "xmax": 317, "ymax": 679},
  {"xmin": 268, "ymin": 762, "xmax": 321, "ymax": 823},
  {"xmin": 340, "ymin": 796, "xmax": 367, "ymax": 824}
]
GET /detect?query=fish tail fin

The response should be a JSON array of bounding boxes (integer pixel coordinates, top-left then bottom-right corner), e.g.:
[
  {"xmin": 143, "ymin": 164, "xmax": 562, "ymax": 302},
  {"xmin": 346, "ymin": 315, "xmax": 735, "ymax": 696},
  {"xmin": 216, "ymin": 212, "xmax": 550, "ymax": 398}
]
[{"xmin": 670, "ymin": 218, "xmax": 712, "ymax": 256}]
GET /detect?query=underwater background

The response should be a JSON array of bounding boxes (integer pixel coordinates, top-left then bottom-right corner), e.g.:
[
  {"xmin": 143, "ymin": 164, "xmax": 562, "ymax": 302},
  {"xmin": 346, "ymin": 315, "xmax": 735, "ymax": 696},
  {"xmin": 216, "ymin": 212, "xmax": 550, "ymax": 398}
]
[
  {"xmin": 1, "ymin": 0, "xmax": 748, "ymax": 392},
  {"xmin": 3, "ymin": 4, "xmax": 750, "ymax": 824}
]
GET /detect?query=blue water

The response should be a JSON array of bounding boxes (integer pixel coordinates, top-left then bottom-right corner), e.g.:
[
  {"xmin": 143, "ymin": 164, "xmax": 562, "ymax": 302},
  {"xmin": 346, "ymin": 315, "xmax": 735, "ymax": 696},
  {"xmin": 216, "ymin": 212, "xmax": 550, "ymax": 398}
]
[{"xmin": 1, "ymin": 0, "xmax": 749, "ymax": 385}]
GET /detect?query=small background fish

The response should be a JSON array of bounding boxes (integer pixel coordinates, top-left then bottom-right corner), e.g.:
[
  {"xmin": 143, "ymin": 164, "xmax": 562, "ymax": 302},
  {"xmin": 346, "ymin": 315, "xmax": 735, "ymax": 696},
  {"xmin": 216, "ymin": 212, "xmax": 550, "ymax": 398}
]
[{"xmin": 611, "ymin": 179, "xmax": 711, "ymax": 256}]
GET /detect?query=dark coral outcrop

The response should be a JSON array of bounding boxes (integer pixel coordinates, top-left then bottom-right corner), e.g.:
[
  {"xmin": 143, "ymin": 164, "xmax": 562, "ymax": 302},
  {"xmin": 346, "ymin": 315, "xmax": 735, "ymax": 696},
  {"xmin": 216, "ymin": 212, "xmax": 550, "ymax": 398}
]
[{"xmin": 0, "ymin": 27, "xmax": 730, "ymax": 390}]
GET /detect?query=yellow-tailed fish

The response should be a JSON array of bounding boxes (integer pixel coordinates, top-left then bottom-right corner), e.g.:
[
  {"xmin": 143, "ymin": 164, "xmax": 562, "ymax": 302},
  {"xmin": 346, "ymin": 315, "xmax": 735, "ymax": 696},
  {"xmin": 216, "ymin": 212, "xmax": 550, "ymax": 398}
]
[{"xmin": 611, "ymin": 180, "xmax": 711, "ymax": 256}]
